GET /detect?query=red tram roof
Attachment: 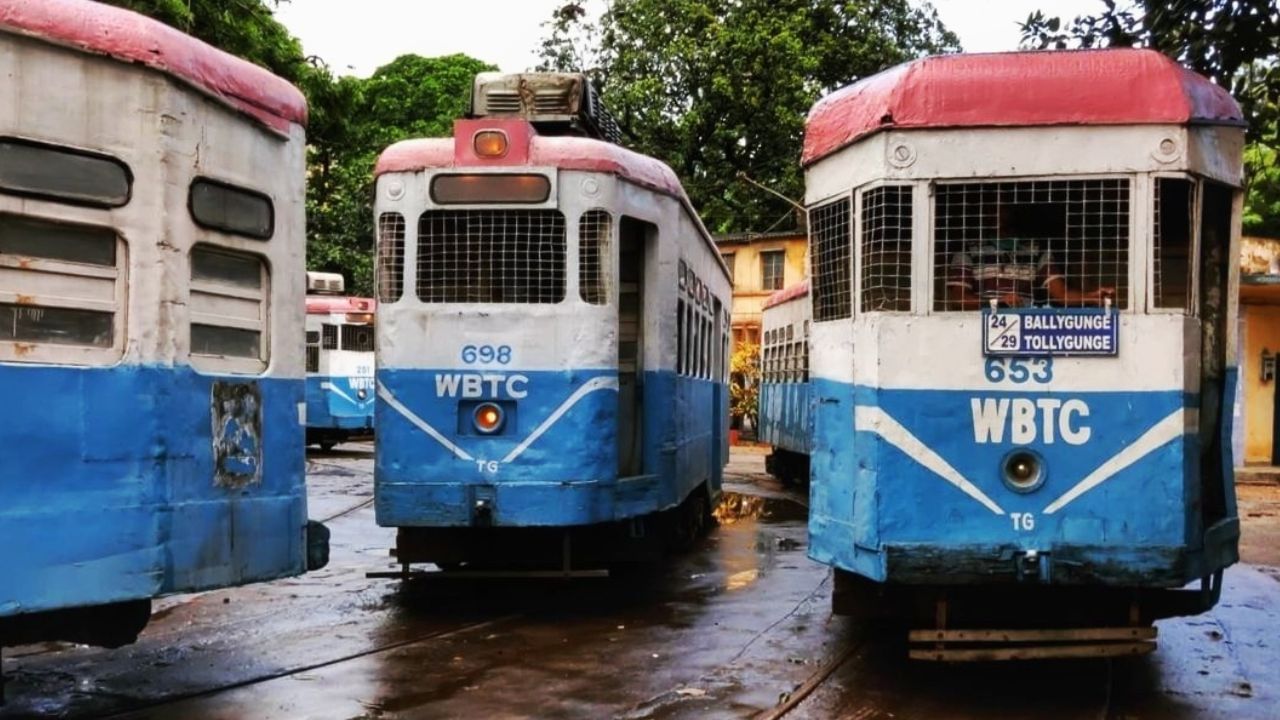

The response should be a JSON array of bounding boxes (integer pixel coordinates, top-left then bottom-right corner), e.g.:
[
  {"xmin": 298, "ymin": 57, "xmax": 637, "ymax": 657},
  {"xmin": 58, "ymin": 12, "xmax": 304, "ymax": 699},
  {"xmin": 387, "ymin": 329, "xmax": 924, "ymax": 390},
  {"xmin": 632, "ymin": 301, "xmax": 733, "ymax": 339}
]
[
  {"xmin": 0, "ymin": 0, "xmax": 307, "ymax": 133},
  {"xmin": 375, "ymin": 118, "xmax": 688, "ymax": 200},
  {"xmin": 803, "ymin": 49, "xmax": 1243, "ymax": 167},
  {"xmin": 307, "ymin": 296, "xmax": 376, "ymax": 315},
  {"xmin": 763, "ymin": 279, "xmax": 810, "ymax": 310}
]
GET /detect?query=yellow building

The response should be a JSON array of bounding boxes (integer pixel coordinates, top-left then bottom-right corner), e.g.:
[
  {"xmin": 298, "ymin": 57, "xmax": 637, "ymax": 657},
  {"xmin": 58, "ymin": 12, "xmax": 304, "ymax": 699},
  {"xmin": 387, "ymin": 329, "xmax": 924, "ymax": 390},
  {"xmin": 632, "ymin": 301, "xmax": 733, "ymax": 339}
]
[
  {"xmin": 1239, "ymin": 236, "xmax": 1280, "ymax": 465},
  {"xmin": 715, "ymin": 230, "xmax": 808, "ymax": 346}
]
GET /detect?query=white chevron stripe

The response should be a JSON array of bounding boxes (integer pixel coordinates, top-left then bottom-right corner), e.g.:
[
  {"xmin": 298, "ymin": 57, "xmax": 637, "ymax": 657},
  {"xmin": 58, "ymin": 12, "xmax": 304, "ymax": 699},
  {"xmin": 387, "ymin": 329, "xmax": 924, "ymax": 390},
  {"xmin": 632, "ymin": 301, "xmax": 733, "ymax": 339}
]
[
  {"xmin": 1043, "ymin": 408, "xmax": 1185, "ymax": 515},
  {"xmin": 320, "ymin": 381, "xmax": 371, "ymax": 408},
  {"xmin": 501, "ymin": 376, "xmax": 619, "ymax": 463},
  {"xmin": 376, "ymin": 381, "xmax": 474, "ymax": 462},
  {"xmin": 855, "ymin": 405, "xmax": 1005, "ymax": 515}
]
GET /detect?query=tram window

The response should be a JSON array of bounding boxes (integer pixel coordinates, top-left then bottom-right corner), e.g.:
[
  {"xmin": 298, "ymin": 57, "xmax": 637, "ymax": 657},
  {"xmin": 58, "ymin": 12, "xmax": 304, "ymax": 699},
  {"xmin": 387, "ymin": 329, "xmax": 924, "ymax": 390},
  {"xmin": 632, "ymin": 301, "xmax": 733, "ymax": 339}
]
[
  {"xmin": 417, "ymin": 210, "xmax": 565, "ymax": 303},
  {"xmin": 579, "ymin": 210, "xmax": 611, "ymax": 305},
  {"xmin": 0, "ymin": 215, "xmax": 116, "ymax": 266},
  {"xmin": 677, "ymin": 298, "xmax": 685, "ymax": 374},
  {"xmin": 810, "ymin": 198, "xmax": 852, "ymax": 322},
  {"xmin": 861, "ymin": 185, "xmax": 913, "ymax": 312},
  {"xmin": 306, "ymin": 345, "xmax": 319, "ymax": 373},
  {"xmin": 0, "ymin": 303, "xmax": 112, "ymax": 347},
  {"xmin": 189, "ymin": 178, "xmax": 274, "ymax": 240},
  {"xmin": 0, "ymin": 138, "xmax": 131, "ymax": 208},
  {"xmin": 307, "ymin": 330, "xmax": 320, "ymax": 344},
  {"xmin": 377, "ymin": 213, "xmax": 405, "ymax": 303},
  {"xmin": 341, "ymin": 324, "xmax": 374, "ymax": 352},
  {"xmin": 321, "ymin": 324, "xmax": 338, "ymax": 350},
  {"xmin": 189, "ymin": 246, "xmax": 268, "ymax": 370},
  {"xmin": 1154, "ymin": 178, "xmax": 1195, "ymax": 310},
  {"xmin": 934, "ymin": 179, "xmax": 1130, "ymax": 311}
]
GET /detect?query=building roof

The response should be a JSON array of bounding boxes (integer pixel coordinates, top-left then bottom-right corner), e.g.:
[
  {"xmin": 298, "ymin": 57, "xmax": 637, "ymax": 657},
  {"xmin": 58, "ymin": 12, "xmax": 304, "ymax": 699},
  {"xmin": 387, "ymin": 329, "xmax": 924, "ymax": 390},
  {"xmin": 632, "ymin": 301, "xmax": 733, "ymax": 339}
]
[
  {"xmin": 803, "ymin": 48, "xmax": 1243, "ymax": 167},
  {"xmin": 715, "ymin": 229, "xmax": 807, "ymax": 246},
  {"xmin": 763, "ymin": 279, "xmax": 809, "ymax": 309},
  {"xmin": 0, "ymin": 0, "xmax": 307, "ymax": 134}
]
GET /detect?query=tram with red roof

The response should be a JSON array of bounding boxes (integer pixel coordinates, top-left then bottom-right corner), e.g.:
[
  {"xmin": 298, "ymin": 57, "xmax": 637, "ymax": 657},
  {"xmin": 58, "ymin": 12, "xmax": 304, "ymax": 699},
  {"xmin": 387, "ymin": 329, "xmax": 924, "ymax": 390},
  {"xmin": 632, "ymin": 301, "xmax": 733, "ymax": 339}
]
[
  {"xmin": 803, "ymin": 49, "xmax": 1245, "ymax": 659},
  {"xmin": 760, "ymin": 280, "xmax": 812, "ymax": 485},
  {"xmin": 371, "ymin": 73, "xmax": 731, "ymax": 571},
  {"xmin": 305, "ymin": 272, "xmax": 376, "ymax": 450},
  {"xmin": 0, "ymin": 0, "xmax": 325, "ymax": 655}
]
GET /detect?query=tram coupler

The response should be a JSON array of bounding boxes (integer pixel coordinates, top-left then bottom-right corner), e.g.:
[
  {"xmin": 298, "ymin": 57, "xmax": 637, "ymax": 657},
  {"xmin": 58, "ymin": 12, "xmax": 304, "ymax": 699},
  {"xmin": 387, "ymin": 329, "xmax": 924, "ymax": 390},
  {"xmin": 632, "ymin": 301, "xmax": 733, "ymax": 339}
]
[{"xmin": 1014, "ymin": 550, "xmax": 1051, "ymax": 583}]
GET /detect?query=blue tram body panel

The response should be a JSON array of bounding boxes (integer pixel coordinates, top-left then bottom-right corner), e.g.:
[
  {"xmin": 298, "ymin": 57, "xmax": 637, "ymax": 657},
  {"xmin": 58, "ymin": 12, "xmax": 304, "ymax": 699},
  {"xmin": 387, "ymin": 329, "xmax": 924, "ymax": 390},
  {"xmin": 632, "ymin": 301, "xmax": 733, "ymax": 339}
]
[
  {"xmin": 375, "ymin": 368, "xmax": 722, "ymax": 527},
  {"xmin": 808, "ymin": 373, "xmax": 1236, "ymax": 587},
  {"xmin": 0, "ymin": 365, "xmax": 306, "ymax": 617},
  {"xmin": 759, "ymin": 381, "xmax": 812, "ymax": 455},
  {"xmin": 306, "ymin": 375, "xmax": 375, "ymax": 432}
]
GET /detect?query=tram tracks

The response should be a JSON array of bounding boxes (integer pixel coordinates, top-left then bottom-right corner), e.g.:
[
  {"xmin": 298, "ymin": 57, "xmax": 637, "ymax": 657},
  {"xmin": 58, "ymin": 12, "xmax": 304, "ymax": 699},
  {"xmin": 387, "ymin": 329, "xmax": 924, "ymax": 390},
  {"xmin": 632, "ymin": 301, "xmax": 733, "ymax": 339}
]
[{"xmin": 94, "ymin": 613, "xmax": 523, "ymax": 719}]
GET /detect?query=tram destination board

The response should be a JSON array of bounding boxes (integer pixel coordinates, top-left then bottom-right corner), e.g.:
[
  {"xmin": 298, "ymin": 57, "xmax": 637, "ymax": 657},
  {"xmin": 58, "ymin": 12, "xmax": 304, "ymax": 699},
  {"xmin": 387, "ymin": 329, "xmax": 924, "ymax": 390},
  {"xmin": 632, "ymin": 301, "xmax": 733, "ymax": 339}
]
[{"xmin": 982, "ymin": 308, "xmax": 1118, "ymax": 357}]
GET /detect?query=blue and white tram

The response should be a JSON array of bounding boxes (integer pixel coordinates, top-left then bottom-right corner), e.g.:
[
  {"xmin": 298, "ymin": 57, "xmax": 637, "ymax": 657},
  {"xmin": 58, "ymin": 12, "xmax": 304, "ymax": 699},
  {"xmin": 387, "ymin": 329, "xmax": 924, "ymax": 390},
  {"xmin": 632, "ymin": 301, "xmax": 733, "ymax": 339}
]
[
  {"xmin": 760, "ymin": 281, "xmax": 812, "ymax": 485},
  {"xmin": 305, "ymin": 272, "xmax": 376, "ymax": 450},
  {"xmin": 0, "ymin": 0, "xmax": 325, "ymax": 652},
  {"xmin": 802, "ymin": 50, "xmax": 1245, "ymax": 658},
  {"xmin": 372, "ymin": 73, "xmax": 732, "ymax": 569}
]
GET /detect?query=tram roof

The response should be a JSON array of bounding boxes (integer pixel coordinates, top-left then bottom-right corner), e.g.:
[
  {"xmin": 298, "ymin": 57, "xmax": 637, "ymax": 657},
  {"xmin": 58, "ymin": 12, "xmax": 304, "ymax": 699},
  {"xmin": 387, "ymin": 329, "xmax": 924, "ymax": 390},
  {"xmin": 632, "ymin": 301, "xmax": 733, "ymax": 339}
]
[
  {"xmin": 803, "ymin": 48, "xmax": 1243, "ymax": 167},
  {"xmin": 307, "ymin": 296, "xmax": 376, "ymax": 315},
  {"xmin": 375, "ymin": 121, "xmax": 687, "ymax": 200},
  {"xmin": 763, "ymin": 279, "xmax": 809, "ymax": 310},
  {"xmin": 0, "ymin": 0, "xmax": 307, "ymax": 134}
]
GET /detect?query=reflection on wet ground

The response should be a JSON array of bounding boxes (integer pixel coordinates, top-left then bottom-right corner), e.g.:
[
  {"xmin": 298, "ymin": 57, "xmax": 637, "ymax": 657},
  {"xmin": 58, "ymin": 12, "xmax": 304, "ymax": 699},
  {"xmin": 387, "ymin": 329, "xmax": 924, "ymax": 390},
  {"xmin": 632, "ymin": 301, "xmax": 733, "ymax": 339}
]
[{"xmin": 2, "ymin": 450, "xmax": 1279, "ymax": 719}]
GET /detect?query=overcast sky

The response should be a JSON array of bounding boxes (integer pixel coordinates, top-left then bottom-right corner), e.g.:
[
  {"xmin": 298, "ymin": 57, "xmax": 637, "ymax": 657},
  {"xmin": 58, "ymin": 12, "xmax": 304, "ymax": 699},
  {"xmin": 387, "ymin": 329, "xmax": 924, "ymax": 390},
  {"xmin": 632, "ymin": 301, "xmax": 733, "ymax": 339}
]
[{"xmin": 274, "ymin": 0, "xmax": 1107, "ymax": 78}]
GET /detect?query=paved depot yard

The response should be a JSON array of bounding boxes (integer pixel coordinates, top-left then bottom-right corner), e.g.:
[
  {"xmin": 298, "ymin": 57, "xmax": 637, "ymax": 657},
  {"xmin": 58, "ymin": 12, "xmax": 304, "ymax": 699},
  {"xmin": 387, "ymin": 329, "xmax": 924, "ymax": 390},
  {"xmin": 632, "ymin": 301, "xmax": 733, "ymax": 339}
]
[{"xmin": 2, "ymin": 446, "xmax": 1279, "ymax": 719}]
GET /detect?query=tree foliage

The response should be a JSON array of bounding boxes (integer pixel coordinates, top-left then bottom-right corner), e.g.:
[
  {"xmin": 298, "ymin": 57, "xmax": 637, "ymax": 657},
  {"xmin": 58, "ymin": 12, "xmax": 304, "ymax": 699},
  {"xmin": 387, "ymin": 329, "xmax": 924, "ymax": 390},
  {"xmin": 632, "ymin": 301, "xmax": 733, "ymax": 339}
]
[
  {"xmin": 101, "ymin": 1, "xmax": 493, "ymax": 294},
  {"xmin": 1020, "ymin": 0, "xmax": 1280, "ymax": 237},
  {"xmin": 538, "ymin": 0, "xmax": 959, "ymax": 234}
]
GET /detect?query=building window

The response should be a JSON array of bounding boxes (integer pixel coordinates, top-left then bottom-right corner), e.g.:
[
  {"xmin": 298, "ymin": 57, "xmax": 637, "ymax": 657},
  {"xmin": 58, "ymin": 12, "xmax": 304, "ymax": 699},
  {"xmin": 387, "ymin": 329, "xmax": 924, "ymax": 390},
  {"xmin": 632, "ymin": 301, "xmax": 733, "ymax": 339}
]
[
  {"xmin": 722, "ymin": 252, "xmax": 735, "ymax": 282},
  {"xmin": 761, "ymin": 250, "xmax": 784, "ymax": 291}
]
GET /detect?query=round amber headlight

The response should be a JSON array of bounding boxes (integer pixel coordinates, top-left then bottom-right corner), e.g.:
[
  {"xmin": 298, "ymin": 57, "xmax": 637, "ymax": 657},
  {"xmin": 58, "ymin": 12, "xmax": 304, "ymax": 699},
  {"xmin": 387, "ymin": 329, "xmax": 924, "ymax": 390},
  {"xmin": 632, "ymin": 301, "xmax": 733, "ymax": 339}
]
[{"xmin": 473, "ymin": 403, "xmax": 504, "ymax": 434}]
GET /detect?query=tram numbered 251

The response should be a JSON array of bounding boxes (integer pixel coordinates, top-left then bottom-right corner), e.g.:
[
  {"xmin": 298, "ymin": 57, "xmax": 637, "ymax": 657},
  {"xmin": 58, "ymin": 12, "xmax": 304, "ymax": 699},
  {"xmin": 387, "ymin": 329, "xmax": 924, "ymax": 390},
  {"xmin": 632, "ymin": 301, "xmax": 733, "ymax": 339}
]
[
  {"xmin": 0, "ymin": 0, "xmax": 326, "ymax": 657},
  {"xmin": 305, "ymin": 271, "xmax": 376, "ymax": 450},
  {"xmin": 371, "ymin": 73, "xmax": 731, "ymax": 571},
  {"xmin": 760, "ymin": 280, "xmax": 812, "ymax": 485},
  {"xmin": 802, "ymin": 49, "xmax": 1244, "ymax": 659}
]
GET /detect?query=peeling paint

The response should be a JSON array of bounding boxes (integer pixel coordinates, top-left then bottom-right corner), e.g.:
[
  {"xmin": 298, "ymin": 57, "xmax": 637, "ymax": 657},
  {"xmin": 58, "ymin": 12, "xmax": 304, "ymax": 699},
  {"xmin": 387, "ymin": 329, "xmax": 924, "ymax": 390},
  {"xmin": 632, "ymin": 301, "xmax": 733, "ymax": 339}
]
[{"xmin": 211, "ymin": 380, "xmax": 262, "ymax": 488}]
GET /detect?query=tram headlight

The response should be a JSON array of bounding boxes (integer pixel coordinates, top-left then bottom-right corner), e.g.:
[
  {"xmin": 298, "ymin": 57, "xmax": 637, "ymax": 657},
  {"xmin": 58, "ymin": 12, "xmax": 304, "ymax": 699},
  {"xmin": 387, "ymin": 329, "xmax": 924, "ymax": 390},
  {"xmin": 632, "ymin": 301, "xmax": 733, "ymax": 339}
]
[
  {"xmin": 473, "ymin": 130, "xmax": 508, "ymax": 158},
  {"xmin": 1001, "ymin": 450, "xmax": 1045, "ymax": 493},
  {"xmin": 473, "ymin": 402, "xmax": 505, "ymax": 434}
]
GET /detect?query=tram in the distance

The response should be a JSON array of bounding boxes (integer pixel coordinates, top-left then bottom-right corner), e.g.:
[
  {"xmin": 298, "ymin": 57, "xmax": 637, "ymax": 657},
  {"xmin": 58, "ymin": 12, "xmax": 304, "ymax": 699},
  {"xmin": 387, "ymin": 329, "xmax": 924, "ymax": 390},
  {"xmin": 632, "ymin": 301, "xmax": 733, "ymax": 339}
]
[
  {"xmin": 760, "ymin": 280, "xmax": 812, "ymax": 485},
  {"xmin": 803, "ymin": 49, "xmax": 1244, "ymax": 659},
  {"xmin": 305, "ymin": 272, "xmax": 376, "ymax": 450},
  {"xmin": 372, "ymin": 73, "xmax": 731, "ymax": 571}
]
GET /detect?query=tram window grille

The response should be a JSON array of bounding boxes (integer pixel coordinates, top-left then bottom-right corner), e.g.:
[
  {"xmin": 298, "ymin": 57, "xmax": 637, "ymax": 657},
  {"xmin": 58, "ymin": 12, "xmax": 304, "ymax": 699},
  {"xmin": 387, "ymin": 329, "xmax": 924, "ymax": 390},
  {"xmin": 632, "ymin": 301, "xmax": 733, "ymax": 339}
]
[
  {"xmin": 1154, "ymin": 178, "xmax": 1194, "ymax": 310},
  {"xmin": 677, "ymin": 298, "xmax": 685, "ymax": 375},
  {"xmin": 861, "ymin": 185, "xmax": 913, "ymax": 312},
  {"xmin": 321, "ymin": 323, "xmax": 338, "ymax": 350},
  {"xmin": 416, "ymin": 210, "xmax": 566, "ymax": 303},
  {"xmin": 579, "ymin": 210, "xmax": 610, "ymax": 305},
  {"xmin": 306, "ymin": 345, "xmax": 319, "ymax": 372},
  {"xmin": 341, "ymin": 324, "xmax": 374, "ymax": 352},
  {"xmin": 377, "ymin": 212, "xmax": 405, "ymax": 303},
  {"xmin": 810, "ymin": 198, "xmax": 852, "ymax": 321},
  {"xmin": 306, "ymin": 330, "xmax": 320, "ymax": 344},
  {"xmin": 933, "ymin": 179, "xmax": 1130, "ymax": 311}
]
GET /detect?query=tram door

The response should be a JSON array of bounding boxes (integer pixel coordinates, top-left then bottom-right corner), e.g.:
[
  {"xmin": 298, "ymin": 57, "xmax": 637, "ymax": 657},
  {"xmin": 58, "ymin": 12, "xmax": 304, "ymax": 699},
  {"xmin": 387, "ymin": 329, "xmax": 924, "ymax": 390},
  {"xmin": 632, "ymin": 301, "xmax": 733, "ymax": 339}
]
[{"xmin": 617, "ymin": 217, "xmax": 650, "ymax": 476}]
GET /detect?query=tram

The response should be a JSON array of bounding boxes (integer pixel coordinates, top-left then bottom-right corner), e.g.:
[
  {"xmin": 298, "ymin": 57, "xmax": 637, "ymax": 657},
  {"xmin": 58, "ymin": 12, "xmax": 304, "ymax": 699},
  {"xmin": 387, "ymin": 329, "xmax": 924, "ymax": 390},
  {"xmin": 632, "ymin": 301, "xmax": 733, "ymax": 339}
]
[
  {"xmin": 372, "ymin": 72, "xmax": 731, "ymax": 570},
  {"xmin": 0, "ymin": 0, "xmax": 325, "ymax": 653},
  {"xmin": 305, "ymin": 272, "xmax": 376, "ymax": 450},
  {"xmin": 802, "ymin": 49, "xmax": 1244, "ymax": 659},
  {"xmin": 760, "ymin": 280, "xmax": 812, "ymax": 485}
]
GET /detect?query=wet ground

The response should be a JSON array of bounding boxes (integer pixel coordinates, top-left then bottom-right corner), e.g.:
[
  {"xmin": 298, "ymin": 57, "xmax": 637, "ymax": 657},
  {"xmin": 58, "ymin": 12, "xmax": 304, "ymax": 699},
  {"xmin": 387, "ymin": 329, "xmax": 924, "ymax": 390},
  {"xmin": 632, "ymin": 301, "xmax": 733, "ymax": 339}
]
[{"xmin": 2, "ymin": 446, "xmax": 1278, "ymax": 719}]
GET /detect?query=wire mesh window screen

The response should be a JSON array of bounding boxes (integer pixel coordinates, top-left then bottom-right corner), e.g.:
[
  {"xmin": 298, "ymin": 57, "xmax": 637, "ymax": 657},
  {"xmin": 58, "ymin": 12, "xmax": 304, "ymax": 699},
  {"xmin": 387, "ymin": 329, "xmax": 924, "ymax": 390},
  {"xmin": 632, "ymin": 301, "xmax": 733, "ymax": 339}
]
[
  {"xmin": 934, "ymin": 179, "xmax": 1130, "ymax": 311},
  {"xmin": 861, "ymin": 186, "xmax": 913, "ymax": 312},
  {"xmin": 810, "ymin": 198, "xmax": 852, "ymax": 321},
  {"xmin": 579, "ymin": 210, "xmax": 610, "ymax": 305},
  {"xmin": 341, "ymin": 324, "xmax": 375, "ymax": 352},
  {"xmin": 376, "ymin": 212, "xmax": 405, "ymax": 303},
  {"xmin": 322, "ymin": 324, "xmax": 338, "ymax": 350},
  {"xmin": 1154, "ymin": 178, "xmax": 1194, "ymax": 310},
  {"xmin": 417, "ymin": 210, "xmax": 566, "ymax": 303},
  {"xmin": 306, "ymin": 345, "xmax": 319, "ymax": 372}
]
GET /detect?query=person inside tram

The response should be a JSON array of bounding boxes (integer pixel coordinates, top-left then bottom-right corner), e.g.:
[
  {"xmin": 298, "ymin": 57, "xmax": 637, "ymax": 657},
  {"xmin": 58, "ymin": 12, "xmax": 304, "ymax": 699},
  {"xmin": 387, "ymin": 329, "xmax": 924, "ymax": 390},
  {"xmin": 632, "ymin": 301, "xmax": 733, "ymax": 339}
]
[{"xmin": 944, "ymin": 204, "xmax": 1116, "ymax": 310}]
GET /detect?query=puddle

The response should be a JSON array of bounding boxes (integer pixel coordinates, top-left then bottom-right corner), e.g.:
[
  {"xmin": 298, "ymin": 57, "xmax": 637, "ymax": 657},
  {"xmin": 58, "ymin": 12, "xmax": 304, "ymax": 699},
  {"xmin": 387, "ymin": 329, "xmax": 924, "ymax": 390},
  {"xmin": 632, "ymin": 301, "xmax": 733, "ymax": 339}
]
[{"xmin": 713, "ymin": 491, "xmax": 807, "ymax": 525}]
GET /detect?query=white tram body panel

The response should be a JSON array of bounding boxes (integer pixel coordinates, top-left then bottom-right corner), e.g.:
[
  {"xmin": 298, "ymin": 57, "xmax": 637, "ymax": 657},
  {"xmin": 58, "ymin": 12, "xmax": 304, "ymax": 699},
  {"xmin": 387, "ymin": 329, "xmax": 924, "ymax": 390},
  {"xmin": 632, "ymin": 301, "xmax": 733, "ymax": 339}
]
[{"xmin": 802, "ymin": 50, "xmax": 1243, "ymax": 622}]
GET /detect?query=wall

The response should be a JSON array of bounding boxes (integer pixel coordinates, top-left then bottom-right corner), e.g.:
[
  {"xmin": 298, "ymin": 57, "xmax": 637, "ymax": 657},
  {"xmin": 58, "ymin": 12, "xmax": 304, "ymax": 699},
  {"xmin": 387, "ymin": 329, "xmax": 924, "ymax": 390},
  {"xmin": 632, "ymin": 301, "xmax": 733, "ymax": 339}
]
[{"xmin": 716, "ymin": 232, "xmax": 808, "ymax": 346}]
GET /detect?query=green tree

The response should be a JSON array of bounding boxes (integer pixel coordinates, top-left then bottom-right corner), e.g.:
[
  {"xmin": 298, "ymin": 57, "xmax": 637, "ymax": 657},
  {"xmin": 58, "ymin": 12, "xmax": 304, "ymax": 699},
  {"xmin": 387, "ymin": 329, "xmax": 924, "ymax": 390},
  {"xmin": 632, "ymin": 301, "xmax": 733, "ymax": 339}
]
[
  {"xmin": 538, "ymin": 0, "xmax": 959, "ymax": 234},
  {"xmin": 1020, "ymin": 1, "xmax": 1280, "ymax": 237}
]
